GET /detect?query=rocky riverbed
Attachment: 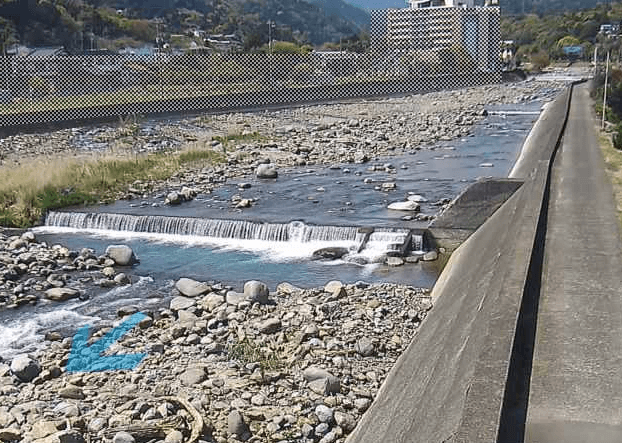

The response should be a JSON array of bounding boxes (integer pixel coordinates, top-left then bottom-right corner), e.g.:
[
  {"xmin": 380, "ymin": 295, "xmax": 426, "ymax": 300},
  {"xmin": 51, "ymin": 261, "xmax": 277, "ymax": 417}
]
[
  {"xmin": 1, "ymin": 80, "xmax": 563, "ymax": 201},
  {"xmin": 0, "ymin": 78, "xmax": 571, "ymax": 443},
  {"xmin": 0, "ymin": 234, "xmax": 431, "ymax": 443}
]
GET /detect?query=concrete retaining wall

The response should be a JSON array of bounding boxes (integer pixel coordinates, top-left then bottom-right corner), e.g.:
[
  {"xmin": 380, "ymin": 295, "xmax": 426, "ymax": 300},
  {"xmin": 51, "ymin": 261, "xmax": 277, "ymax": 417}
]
[{"xmin": 346, "ymin": 83, "xmax": 577, "ymax": 443}]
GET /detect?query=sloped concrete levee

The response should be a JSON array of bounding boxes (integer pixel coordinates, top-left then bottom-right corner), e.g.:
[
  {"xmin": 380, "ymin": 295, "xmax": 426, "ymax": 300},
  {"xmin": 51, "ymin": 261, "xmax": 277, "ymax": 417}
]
[{"xmin": 346, "ymin": 84, "xmax": 575, "ymax": 443}]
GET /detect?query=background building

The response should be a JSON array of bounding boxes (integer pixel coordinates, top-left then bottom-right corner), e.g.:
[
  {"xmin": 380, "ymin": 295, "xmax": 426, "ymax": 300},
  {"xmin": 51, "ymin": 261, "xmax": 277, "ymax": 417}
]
[{"xmin": 371, "ymin": 0, "xmax": 500, "ymax": 75}]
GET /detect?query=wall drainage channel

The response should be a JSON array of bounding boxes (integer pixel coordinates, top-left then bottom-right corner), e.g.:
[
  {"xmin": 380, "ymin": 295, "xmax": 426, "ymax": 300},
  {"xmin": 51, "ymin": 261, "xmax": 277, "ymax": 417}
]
[{"xmin": 496, "ymin": 82, "xmax": 576, "ymax": 443}]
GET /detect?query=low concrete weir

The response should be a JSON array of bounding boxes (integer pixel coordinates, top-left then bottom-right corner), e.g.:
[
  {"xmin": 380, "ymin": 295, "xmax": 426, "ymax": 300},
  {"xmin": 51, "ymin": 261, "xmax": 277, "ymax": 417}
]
[{"xmin": 346, "ymin": 83, "xmax": 580, "ymax": 443}]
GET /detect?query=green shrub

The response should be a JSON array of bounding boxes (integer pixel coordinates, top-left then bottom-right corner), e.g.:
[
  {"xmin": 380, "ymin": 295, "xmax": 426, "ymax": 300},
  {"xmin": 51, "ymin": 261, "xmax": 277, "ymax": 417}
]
[{"xmin": 613, "ymin": 123, "xmax": 622, "ymax": 150}]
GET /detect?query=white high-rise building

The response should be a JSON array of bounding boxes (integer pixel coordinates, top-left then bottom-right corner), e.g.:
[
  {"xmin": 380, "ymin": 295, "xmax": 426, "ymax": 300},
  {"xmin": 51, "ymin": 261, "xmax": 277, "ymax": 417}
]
[
  {"xmin": 409, "ymin": 0, "xmax": 475, "ymax": 8},
  {"xmin": 370, "ymin": 0, "xmax": 499, "ymax": 73}
]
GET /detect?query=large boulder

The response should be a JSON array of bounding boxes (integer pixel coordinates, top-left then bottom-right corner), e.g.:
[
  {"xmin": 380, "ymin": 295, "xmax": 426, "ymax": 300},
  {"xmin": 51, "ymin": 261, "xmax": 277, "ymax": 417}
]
[
  {"xmin": 256, "ymin": 164, "xmax": 278, "ymax": 179},
  {"xmin": 387, "ymin": 201, "xmax": 420, "ymax": 212},
  {"xmin": 175, "ymin": 278, "xmax": 210, "ymax": 298},
  {"xmin": 10, "ymin": 355, "xmax": 41, "ymax": 383},
  {"xmin": 243, "ymin": 280, "xmax": 269, "ymax": 304},
  {"xmin": 311, "ymin": 247, "xmax": 349, "ymax": 260},
  {"xmin": 105, "ymin": 245, "xmax": 137, "ymax": 266},
  {"xmin": 45, "ymin": 288, "xmax": 79, "ymax": 302}
]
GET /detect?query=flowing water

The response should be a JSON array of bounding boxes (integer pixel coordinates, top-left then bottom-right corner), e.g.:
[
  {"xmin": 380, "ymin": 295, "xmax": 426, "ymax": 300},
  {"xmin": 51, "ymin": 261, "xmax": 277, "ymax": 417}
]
[{"xmin": 1, "ymin": 99, "xmax": 546, "ymax": 359}]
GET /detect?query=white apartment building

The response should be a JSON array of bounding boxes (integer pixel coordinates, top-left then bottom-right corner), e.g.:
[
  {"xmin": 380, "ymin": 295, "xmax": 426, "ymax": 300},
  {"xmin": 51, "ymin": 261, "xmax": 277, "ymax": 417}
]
[{"xmin": 371, "ymin": 0, "xmax": 500, "ymax": 73}]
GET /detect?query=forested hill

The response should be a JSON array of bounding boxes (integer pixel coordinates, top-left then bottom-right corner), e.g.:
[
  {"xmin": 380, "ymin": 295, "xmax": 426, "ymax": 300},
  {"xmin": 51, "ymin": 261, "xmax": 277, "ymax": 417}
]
[
  {"xmin": 501, "ymin": 0, "xmax": 608, "ymax": 15},
  {"xmin": 0, "ymin": 0, "xmax": 369, "ymax": 51}
]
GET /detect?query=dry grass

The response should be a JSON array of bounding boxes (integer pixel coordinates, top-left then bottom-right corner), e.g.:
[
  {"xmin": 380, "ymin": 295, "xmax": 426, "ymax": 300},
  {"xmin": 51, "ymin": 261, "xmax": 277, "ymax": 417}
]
[
  {"xmin": 0, "ymin": 146, "xmax": 225, "ymax": 228},
  {"xmin": 598, "ymin": 129, "xmax": 622, "ymax": 231}
]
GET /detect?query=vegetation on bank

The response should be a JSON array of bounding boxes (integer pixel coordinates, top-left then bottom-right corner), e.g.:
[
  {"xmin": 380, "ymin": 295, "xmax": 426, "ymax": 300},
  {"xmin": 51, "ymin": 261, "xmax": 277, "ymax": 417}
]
[
  {"xmin": 0, "ymin": 146, "xmax": 226, "ymax": 228},
  {"xmin": 593, "ymin": 65, "xmax": 622, "ymax": 229},
  {"xmin": 501, "ymin": 1, "xmax": 622, "ymax": 70},
  {"xmin": 598, "ymin": 132, "xmax": 622, "ymax": 230}
]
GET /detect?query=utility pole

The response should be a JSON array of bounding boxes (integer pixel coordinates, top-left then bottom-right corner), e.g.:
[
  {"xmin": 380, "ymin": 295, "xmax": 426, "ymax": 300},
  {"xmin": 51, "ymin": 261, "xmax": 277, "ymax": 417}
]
[{"xmin": 603, "ymin": 50, "xmax": 610, "ymax": 130}]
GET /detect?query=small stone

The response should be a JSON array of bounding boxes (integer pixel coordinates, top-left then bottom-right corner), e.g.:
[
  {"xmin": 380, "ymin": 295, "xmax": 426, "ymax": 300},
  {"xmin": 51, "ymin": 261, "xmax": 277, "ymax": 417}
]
[
  {"xmin": 258, "ymin": 318, "xmax": 281, "ymax": 334},
  {"xmin": 53, "ymin": 402, "xmax": 80, "ymax": 417},
  {"xmin": 301, "ymin": 423, "xmax": 314, "ymax": 439},
  {"xmin": 334, "ymin": 411, "xmax": 356, "ymax": 432},
  {"xmin": 164, "ymin": 430, "xmax": 183, "ymax": 443},
  {"xmin": 227, "ymin": 410, "xmax": 251, "ymax": 441},
  {"xmin": 355, "ymin": 337, "xmax": 375, "ymax": 357},
  {"xmin": 114, "ymin": 273, "xmax": 130, "ymax": 285},
  {"xmin": 250, "ymin": 394, "xmax": 266, "ymax": 406},
  {"xmin": 180, "ymin": 367, "xmax": 207, "ymax": 386},
  {"xmin": 381, "ymin": 182, "xmax": 396, "ymax": 190},
  {"xmin": 354, "ymin": 397, "xmax": 372, "ymax": 412},
  {"xmin": 315, "ymin": 423, "xmax": 330, "ymax": 437},
  {"xmin": 319, "ymin": 431, "xmax": 338, "ymax": 443},
  {"xmin": 422, "ymin": 250, "xmax": 438, "ymax": 261},
  {"xmin": 303, "ymin": 367, "xmax": 340, "ymax": 394},
  {"xmin": 276, "ymin": 282, "xmax": 300, "ymax": 295},
  {"xmin": 199, "ymin": 293, "xmax": 225, "ymax": 311},
  {"xmin": 170, "ymin": 296, "xmax": 195, "ymax": 311},
  {"xmin": 256, "ymin": 164, "xmax": 278, "ymax": 179},
  {"xmin": 29, "ymin": 421, "xmax": 59, "ymax": 439},
  {"xmin": 59, "ymin": 385, "xmax": 84, "ymax": 400},
  {"xmin": 10, "ymin": 355, "xmax": 41, "ymax": 382},
  {"xmin": 301, "ymin": 324, "xmax": 320, "ymax": 341},
  {"xmin": 387, "ymin": 201, "xmax": 420, "ymax": 211},
  {"xmin": 87, "ymin": 418, "xmax": 107, "ymax": 433},
  {"xmin": 315, "ymin": 405, "xmax": 334, "ymax": 424},
  {"xmin": 324, "ymin": 280, "xmax": 346, "ymax": 298},
  {"xmin": 0, "ymin": 428, "xmax": 21, "ymax": 442},
  {"xmin": 386, "ymin": 257, "xmax": 404, "ymax": 266},
  {"xmin": 175, "ymin": 278, "xmax": 210, "ymax": 297},
  {"xmin": 226, "ymin": 291, "xmax": 246, "ymax": 306},
  {"xmin": 112, "ymin": 431, "xmax": 135, "ymax": 443}
]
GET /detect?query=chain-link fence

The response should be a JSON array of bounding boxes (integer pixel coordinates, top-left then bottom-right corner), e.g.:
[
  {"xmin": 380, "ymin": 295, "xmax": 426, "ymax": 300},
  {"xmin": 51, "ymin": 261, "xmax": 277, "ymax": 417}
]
[{"xmin": 0, "ymin": 6, "xmax": 500, "ymax": 129}]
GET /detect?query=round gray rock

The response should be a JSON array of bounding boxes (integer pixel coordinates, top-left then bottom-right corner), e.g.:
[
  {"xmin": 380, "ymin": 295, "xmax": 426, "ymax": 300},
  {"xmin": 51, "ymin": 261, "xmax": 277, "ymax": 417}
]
[
  {"xmin": 315, "ymin": 405, "xmax": 334, "ymax": 424},
  {"xmin": 243, "ymin": 280, "xmax": 269, "ymax": 304},
  {"xmin": 256, "ymin": 164, "xmax": 278, "ymax": 179},
  {"xmin": 105, "ymin": 245, "xmax": 137, "ymax": 266},
  {"xmin": 175, "ymin": 278, "xmax": 210, "ymax": 297},
  {"xmin": 45, "ymin": 287, "xmax": 79, "ymax": 302},
  {"xmin": 112, "ymin": 432, "xmax": 135, "ymax": 443},
  {"xmin": 10, "ymin": 355, "xmax": 41, "ymax": 382},
  {"xmin": 355, "ymin": 337, "xmax": 375, "ymax": 357}
]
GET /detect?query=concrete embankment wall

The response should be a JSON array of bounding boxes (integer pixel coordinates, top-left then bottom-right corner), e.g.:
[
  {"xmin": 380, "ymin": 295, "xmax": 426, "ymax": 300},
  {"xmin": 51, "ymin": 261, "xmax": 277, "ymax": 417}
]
[{"xmin": 347, "ymin": 84, "xmax": 577, "ymax": 443}]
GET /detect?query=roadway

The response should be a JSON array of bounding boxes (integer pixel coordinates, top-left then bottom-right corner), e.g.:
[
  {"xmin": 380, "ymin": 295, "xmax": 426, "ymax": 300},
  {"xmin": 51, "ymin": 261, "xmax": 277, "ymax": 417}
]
[{"xmin": 524, "ymin": 84, "xmax": 622, "ymax": 441}]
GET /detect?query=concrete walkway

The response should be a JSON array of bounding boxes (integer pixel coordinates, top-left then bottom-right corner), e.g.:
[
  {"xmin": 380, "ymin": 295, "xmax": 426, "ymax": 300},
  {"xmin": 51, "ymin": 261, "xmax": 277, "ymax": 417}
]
[{"xmin": 525, "ymin": 84, "xmax": 622, "ymax": 442}]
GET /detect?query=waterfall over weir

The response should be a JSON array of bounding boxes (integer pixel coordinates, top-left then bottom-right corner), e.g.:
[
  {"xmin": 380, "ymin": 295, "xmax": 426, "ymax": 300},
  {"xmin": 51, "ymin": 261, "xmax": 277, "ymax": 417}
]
[{"xmin": 44, "ymin": 211, "xmax": 422, "ymax": 260}]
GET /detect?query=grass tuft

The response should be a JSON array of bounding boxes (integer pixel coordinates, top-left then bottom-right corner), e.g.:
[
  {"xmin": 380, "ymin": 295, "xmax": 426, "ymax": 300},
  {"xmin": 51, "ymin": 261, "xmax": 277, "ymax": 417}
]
[
  {"xmin": 0, "ymin": 146, "xmax": 226, "ymax": 228},
  {"xmin": 228, "ymin": 337, "xmax": 282, "ymax": 371}
]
